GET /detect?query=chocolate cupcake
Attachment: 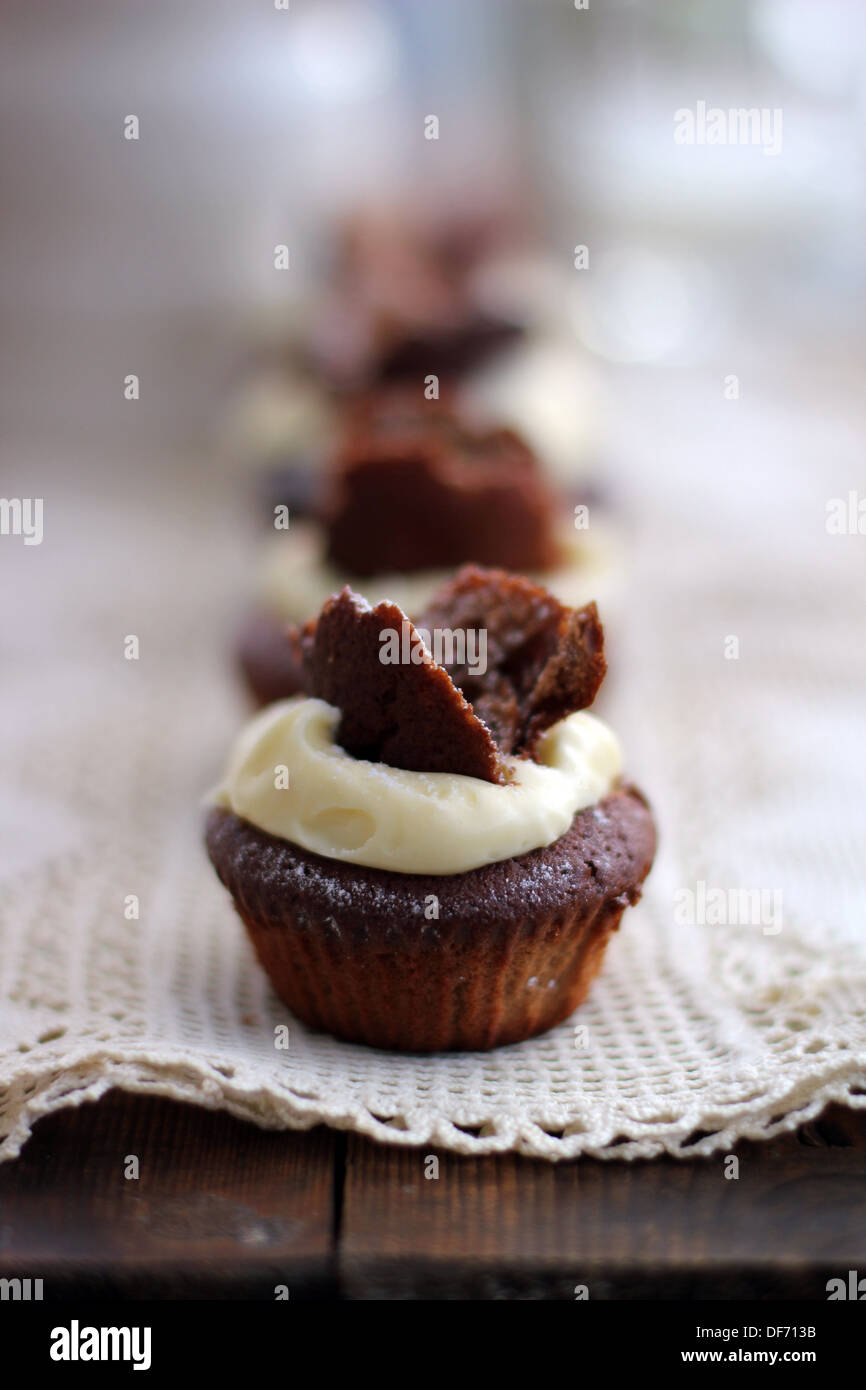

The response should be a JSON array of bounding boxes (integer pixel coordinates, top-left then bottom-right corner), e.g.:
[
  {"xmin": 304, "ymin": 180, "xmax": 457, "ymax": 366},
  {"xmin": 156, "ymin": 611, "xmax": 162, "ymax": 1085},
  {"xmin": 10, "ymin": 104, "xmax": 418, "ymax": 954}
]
[
  {"xmin": 210, "ymin": 568, "xmax": 655, "ymax": 1052},
  {"xmin": 238, "ymin": 388, "xmax": 608, "ymax": 705}
]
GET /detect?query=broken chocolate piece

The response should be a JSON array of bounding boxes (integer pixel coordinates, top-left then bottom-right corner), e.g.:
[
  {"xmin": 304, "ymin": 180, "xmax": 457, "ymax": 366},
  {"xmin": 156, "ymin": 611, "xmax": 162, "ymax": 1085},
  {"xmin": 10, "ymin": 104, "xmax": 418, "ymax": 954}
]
[
  {"xmin": 285, "ymin": 568, "xmax": 606, "ymax": 778},
  {"xmin": 324, "ymin": 390, "xmax": 562, "ymax": 577},
  {"xmin": 418, "ymin": 566, "xmax": 606, "ymax": 756},
  {"xmin": 298, "ymin": 587, "xmax": 505, "ymax": 783}
]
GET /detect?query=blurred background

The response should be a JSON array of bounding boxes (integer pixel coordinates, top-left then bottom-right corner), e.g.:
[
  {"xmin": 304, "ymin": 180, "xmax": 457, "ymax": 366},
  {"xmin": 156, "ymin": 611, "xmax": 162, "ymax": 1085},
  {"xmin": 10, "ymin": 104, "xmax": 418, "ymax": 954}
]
[{"xmin": 1, "ymin": 0, "xmax": 864, "ymax": 458}]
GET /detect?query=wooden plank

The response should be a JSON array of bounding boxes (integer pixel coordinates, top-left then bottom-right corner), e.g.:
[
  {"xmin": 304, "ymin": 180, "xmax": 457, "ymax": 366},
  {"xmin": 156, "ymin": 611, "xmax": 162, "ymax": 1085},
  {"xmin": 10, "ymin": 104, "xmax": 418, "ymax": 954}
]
[
  {"xmin": 4, "ymin": 1093, "xmax": 865, "ymax": 1300},
  {"xmin": 0, "ymin": 1090, "xmax": 339, "ymax": 1299},
  {"xmin": 338, "ymin": 1104, "xmax": 866, "ymax": 1299}
]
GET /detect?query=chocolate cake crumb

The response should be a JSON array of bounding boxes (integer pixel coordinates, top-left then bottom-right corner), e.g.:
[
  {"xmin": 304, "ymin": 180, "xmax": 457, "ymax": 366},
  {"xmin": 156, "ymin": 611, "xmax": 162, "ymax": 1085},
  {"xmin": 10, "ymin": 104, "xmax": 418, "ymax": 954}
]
[
  {"xmin": 300, "ymin": 587, "xmax": 505, "ymax": 782},
  {"xmin": 418, "ymin": 565, "xmax": 606, "ymax": 755}
]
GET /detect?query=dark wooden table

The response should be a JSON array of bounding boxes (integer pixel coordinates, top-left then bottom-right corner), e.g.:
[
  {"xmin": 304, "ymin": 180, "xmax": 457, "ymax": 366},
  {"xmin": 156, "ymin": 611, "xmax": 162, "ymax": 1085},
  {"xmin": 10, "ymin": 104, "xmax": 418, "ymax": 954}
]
[{"xmin": 1, "ymin": 1091, "xmax": 864, "ymax": 1300}]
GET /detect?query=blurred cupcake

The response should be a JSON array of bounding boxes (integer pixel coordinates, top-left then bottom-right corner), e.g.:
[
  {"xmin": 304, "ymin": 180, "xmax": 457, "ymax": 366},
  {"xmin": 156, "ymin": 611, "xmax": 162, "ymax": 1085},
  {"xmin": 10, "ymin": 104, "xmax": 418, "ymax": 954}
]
[
  {"xmin": 302, "ymin": 209, "xmax": 524, "ymax": 390},
  {"xmin": 237, "ymin": 388, "xmax": 614, "ymax": 705},
  {"xmin": 223, "ymin": 206, "xmax": 527, "ymax": 477},
  {"xmin": 208, "ymin": 566, "xmax": 655, "ymax": 1052}
]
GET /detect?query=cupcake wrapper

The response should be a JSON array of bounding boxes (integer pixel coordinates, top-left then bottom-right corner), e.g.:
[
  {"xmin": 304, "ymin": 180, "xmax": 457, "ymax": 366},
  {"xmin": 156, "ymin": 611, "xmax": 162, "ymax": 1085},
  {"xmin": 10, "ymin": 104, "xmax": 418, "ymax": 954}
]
[
  {"xmin": 207, "ymin": 793, "xmax": 654, "ymax": 1053},
  {"xmin": 228, "ymin": 868, "xmax": 628, "ymax": 1053}
]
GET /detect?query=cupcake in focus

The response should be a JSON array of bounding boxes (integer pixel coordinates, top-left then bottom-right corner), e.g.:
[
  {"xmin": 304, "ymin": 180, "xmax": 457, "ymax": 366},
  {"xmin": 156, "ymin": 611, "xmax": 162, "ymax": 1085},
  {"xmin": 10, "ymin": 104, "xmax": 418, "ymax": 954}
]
[{"xmin": 208, "ymin": 566, "xmax": 655, "ymax": 1052}]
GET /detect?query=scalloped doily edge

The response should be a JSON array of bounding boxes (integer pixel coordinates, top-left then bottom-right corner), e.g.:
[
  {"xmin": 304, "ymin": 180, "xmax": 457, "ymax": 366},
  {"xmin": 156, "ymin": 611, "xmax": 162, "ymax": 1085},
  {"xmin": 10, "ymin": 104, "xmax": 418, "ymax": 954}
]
[{"xmin": 2, "ymin": 1045, "xmax": 865, "ymax": 1164}]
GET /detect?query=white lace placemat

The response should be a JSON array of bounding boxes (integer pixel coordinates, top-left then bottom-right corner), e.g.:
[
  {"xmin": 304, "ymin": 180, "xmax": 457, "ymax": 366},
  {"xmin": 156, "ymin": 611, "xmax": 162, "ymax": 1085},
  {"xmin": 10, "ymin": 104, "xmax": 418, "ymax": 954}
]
[{"xmin": 2, "ymin": 374, "xmax": 865, "ymax": 1162}]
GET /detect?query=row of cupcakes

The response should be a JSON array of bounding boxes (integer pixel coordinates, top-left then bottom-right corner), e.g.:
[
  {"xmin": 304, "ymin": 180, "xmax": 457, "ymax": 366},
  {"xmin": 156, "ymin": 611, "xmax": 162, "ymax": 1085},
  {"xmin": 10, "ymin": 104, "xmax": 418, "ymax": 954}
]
[{"xmin": 207, "ymin": 212, "xmax": 655, "ymax": 1053}]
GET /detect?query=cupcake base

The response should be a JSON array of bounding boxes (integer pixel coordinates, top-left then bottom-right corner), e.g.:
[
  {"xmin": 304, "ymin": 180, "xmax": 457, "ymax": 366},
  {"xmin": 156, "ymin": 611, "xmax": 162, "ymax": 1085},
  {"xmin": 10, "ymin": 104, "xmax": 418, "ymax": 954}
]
[
  {"xmin": 236, "ymin": 607, "xmax": 306, "ymax": 707},
  {"xmin": 206, "ymin": 785, "xmax": 655, "ymax": 1052}
]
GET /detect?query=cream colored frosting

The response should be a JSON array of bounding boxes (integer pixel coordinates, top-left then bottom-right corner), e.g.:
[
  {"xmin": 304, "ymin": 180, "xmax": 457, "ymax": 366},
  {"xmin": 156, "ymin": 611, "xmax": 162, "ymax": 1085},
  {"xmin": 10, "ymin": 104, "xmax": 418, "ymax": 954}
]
[
  {"xmin": 257, "ymin": 519, "xmax": 617, "ymax": 624},
  {"xmin": 214, "ymin": 697, "xmax": 621, "ymax": 875}
]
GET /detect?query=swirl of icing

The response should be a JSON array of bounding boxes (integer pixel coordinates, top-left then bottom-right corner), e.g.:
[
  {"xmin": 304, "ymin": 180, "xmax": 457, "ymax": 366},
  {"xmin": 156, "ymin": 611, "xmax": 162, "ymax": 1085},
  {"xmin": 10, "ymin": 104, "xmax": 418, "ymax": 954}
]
[{"xmin": 214, "ymin": 696, "xmax": 622, "ymax": 875}]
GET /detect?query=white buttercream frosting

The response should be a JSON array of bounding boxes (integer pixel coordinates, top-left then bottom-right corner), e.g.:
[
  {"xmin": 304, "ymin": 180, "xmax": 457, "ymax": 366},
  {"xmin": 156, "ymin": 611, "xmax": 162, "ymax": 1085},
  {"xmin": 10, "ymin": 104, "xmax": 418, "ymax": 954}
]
[{"xmin": 213, "ymin": 697, "xmax": 622, "ymax": 875}]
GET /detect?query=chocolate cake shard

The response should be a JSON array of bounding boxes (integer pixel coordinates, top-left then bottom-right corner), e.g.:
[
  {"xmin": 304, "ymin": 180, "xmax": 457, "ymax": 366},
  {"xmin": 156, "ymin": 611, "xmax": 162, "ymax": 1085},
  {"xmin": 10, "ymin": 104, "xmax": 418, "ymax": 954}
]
[
  {"xmin": 294, "ymin": 587, "xmax": 506, "ymax": 783},
  {"xmin": 417, "ymin": 565, "xmax": 606, "ymax": 756},
  {"xmin": 285, "ymin": 567, "xmax": 607, "ymax": 779}
]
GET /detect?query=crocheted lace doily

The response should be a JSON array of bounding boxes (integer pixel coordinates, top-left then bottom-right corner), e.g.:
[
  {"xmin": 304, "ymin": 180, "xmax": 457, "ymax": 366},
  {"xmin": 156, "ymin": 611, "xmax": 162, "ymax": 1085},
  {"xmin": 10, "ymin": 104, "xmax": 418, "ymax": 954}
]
[{"xmin": 2, "ymin": 381, "xmax": 864, "ymax": 1162}]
